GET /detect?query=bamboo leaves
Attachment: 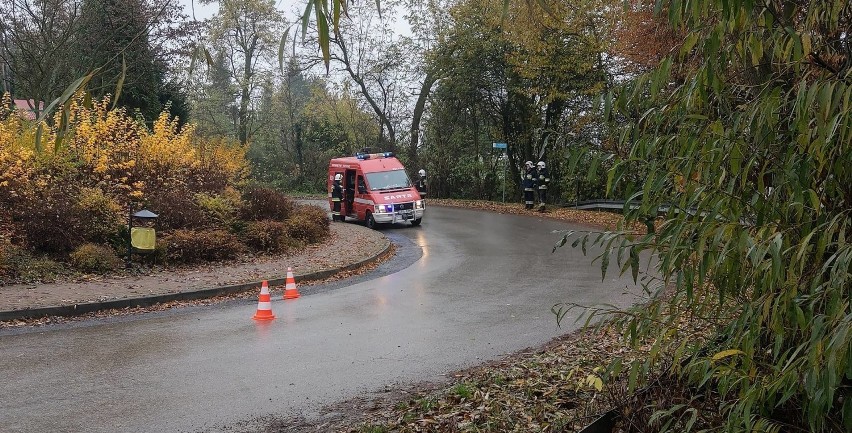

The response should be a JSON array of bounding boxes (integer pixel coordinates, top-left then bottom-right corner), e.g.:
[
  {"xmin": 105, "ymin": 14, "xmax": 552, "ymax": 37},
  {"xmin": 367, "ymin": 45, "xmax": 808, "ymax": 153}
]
[
  {"xmin": 314, "ymin": 1, "xmax": 330, "ymax": 69},
  {"xmin": 300, "ymin": 0, "xmax": 355, "ymax": 68},
  {"xmin": 111, "ymin": 55, "xmax": 127, "ymax": 111},
  {"xmin": 550, "ymin": 0, "xmax": 852, "ymax": 430},
  {"xmin": 32, "ymin": 70, "xmax": 97, "ymax": 153},
  {"xmin": 712, "ymin": 349, "xmax": 745, "ymax": 362}
]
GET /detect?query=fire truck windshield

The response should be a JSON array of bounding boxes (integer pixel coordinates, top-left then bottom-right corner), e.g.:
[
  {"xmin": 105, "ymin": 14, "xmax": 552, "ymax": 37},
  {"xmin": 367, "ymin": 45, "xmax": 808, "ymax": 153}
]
[{"xmin": 366, "ymin": 170, "xmax": 412, "ymax": 191}]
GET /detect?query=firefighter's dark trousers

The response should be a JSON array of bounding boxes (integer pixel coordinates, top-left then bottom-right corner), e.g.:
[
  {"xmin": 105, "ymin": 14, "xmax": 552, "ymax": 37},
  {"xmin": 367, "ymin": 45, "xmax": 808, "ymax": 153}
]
[
  {"xmin": 524, "ymin": 189, "xmax": 535, "ymax": 209},
  {"xmin": 538, "ymin": 188, "xmax": 547, "ymax": 205},
  {"xmin": 332, "ymin": 200, "xmax": 341, "ymax": 221}
]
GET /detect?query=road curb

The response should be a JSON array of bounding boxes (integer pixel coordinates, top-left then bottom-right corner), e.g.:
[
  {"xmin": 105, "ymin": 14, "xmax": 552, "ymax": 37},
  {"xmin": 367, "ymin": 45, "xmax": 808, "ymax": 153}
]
[{"xmin": 0, "ymin": 239, "xmax": 393, "ymax": 322}]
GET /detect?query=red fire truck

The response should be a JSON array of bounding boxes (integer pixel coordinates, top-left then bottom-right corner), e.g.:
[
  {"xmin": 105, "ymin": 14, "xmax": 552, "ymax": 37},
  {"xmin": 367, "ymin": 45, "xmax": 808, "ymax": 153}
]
[{"xmin": 327, "ymin": 151, "xmax": 425, "ymax": 228}]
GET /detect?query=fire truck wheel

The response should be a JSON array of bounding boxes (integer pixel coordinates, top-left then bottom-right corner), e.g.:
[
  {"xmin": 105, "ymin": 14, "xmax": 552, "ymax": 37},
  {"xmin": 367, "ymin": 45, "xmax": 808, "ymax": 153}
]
[
  {"xmin": 338, "ymin": 214, "xmax": 345, "ymax": 222},
  {"xmin": 410, "ymin": 218, "xmax": 422, "ymax": 226},
  {"xmin": 366, "ymin": 212, "xmax": 378, "ymax": 229}
]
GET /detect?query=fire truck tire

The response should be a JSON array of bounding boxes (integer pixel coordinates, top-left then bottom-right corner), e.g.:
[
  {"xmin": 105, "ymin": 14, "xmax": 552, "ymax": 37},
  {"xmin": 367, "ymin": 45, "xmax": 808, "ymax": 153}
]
[
  {"xmin": 410, "ymin": 218, "xmax": 422, "ymax": 226},
  {"xmin": 366, "ymin": 212, "xmax": 378, "ymax": 229},
  {"xmin": 338, "ymin": 214, "xmax": 345, "ymax": 222}
]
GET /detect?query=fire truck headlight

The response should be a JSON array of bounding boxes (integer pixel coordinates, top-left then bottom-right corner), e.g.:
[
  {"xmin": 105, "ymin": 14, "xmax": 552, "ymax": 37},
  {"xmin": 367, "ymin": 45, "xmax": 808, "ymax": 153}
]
[
  {"xmin": 385, "ymin": 205, "xmax": 393, "ymax": 213},
  {"xmin": 414, "ymin": 200, "xmax": 424, "ymax": 209}
]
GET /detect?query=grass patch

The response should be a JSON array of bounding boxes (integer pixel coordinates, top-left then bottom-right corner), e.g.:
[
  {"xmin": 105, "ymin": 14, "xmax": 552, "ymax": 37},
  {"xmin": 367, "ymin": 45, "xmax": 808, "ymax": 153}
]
[{"xmin": 452, "ymin": 383, "xmax": 473, "ymax": 400}]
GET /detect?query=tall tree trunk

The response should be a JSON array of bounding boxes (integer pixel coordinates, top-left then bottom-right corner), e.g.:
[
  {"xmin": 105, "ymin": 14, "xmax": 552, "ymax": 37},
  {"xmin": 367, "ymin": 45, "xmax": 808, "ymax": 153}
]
[
  {"xmin": 538, "ymin": 100, "xmax": 564, "ymax": 157},
  {"xmin": 238, "ymin": 37, "xmax": 257, "ymax": 146},
  {"xmin": 407, "ymin": 71, "xmax": 437, "ymax": 169},
  {"xmin": 238, "ymin": 59, "xmax": 251, "ymax": 145},
  {"xmin": 294, "ymin": 123, "xmax": 303, "ymax": 166}
]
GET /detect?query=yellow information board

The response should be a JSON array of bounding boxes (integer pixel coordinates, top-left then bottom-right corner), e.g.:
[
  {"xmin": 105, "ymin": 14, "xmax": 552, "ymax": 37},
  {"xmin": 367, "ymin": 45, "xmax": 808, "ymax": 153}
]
[{"xmin": 130, "ymin": 227, "xmax": 156, "ymax": 251}]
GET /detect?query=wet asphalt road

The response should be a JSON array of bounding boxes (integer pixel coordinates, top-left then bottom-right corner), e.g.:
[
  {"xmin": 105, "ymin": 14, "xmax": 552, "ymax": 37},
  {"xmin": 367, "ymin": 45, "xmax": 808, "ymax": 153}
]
[{"xmin": 0, "ymin": 206, "xmax": 649, "ymax": 432}]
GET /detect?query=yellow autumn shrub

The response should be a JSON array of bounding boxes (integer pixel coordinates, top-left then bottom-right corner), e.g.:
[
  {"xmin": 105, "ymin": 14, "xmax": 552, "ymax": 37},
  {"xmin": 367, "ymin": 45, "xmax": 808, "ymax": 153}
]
[
  {"xmin": 0, "ymin": 95, "xmax": 38, "ymax": 201},
  {"xmin": 0, "ymin": 92, "xmax": 251, "ymax": 252}
]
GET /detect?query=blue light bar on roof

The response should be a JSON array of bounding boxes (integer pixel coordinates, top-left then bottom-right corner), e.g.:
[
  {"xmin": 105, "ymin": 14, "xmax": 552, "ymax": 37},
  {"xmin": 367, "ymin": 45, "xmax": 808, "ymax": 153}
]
[{"xmin": 355, "ymin": 151, "xmax": 394, "ymax": 160}]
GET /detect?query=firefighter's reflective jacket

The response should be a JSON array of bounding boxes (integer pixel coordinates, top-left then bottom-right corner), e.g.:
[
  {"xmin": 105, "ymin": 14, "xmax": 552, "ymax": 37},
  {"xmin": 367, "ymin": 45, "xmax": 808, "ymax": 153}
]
[
  {"xmin": 416, "ymin": 176, "xmax": 427, "ymax": 197},
  {"xmin": 523, "ymin": 168, "xmax": 538, "ymax": 191},
  {"xmin": 331, "ymin": 179, "xmax": 343, "ymax": 219},
  {"xmin": 537, "ymin": 167, "xmax": 550, "ymax": 190},
  {"xmin": 331, "ymin": 180, "xmax": 343, "ymax": 202}
]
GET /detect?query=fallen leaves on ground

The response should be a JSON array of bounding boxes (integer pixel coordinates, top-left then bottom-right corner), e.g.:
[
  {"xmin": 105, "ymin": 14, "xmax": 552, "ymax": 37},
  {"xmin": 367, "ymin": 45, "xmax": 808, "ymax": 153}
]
[
  {"xmin": 428, "ymin": 199, "xmax": 645, "ymax": 233},
  {"xmin": 275, "ymin": 325, "xmax": 652, "ymax": 433}
]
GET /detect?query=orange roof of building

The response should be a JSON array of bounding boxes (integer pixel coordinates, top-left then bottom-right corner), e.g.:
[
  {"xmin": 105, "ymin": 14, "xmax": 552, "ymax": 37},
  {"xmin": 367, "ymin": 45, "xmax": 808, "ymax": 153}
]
[{"xmin": 12, "ymin": 99, "xmax": 44, "ymax": 120}]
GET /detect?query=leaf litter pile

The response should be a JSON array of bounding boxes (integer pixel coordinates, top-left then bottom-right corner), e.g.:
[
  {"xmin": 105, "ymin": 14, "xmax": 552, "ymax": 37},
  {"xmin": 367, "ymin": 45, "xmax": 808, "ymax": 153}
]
[
  {"xmin": 428, "ymin": 199, "xmax": 644, "ymax": 233},
  {"xmin": 364, "ymin": 328, "xmax": 645, "ymax": 432},
  {"xmin": 265, "ymin": 327, "xmax": 655, "ymax": 433}
]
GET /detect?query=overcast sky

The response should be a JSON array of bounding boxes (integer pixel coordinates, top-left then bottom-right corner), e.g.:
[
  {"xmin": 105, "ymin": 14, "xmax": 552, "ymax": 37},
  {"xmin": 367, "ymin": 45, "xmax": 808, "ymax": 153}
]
[
  {"xmin": 176, "ymin": 0, "xmax": 410, "ymax": 36},
  {"xmin": 174, "ymin": 0, "xmax": 413, "ymax": 86},
  {"xmin": 177, "ymin": 0, "xmax": 306, "ymax": 22}
]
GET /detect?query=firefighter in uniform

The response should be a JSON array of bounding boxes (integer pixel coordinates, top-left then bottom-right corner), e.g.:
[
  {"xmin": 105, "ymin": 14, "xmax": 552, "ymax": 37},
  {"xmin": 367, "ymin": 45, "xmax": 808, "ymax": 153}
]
[
  {"xmin": 416, "ymin": 169, "xmax": 427, "ymax": 198},
  {"xmin": 331, "ymin": 173, "xmax": 343, "ymax": 221},
  {"xmin": 536, "ymin": 161, "xmax": 550, "ymax": 211},
  {"xmin": 522, "ymin": 161, "xmax": 537, "ymax": 210}
]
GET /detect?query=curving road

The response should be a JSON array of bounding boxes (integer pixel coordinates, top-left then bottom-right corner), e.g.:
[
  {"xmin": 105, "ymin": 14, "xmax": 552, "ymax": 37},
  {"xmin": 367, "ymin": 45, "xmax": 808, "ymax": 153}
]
[{"xmin": 0, "ymin": 206, "xmax": 647, "ymax": 432}]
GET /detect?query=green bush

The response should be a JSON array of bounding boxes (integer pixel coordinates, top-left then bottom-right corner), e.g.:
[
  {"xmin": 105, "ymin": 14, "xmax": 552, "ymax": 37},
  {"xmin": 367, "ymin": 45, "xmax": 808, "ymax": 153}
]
[
  {"xmin": 69, "ymin": 243, "xmax": 122, "ymax": 273},
  {"xmin": 242, "ymin": 220, "xmax": 291, "ymax": 252},
  {"xmin": 0, "ymin": 239, "xmax": 25, "ymax": 280},
  {"xmin": 75, "ymin": 188, "xmax": 123, "ymax": 243},
  {"xmin": 16, "ymin": 257, "xmax": 67, "ymax": 282},
  {"xmin": 160, "ymin": 229, "xmax": 245, "ymax": 264},
  {"xmin": 239, "ymin": 187, "xmax": 294, "ymax": 221},
  {"xmin": 285, "ymin": 205, "xmax": 330, "ymax": 244},
  {"xmin": 0, "ymin": 239, "xmax": 66, "ymax": 283},
  {"xmin": 194, "ymin": 189, "xmax": 241, "ymax": 229},
  {"xmin": 150, "ymin": 238, "xmax": 169, "ymax": 264}
]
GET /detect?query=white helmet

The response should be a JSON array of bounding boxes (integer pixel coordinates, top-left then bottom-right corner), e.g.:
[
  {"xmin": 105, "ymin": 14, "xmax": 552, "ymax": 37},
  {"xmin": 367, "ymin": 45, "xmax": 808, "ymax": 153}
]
[
  {"xmin": 418, "ymin": 169, "xmax": 426, "ymax": 177},
  {"xmin": 537, "ymin": 161, "xmax": 546, "ymax": 169},
  {"xmin": 525, "ymin": 161, "xmax": 534, "ymax": 169},
  {"xmin": 334, "ymin": 173, "xmax": 342, "ymax": 181}
]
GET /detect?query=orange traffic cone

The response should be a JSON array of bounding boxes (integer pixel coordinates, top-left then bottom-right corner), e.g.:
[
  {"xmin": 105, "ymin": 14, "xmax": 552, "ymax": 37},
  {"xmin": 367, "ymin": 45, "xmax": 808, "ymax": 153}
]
[
  {"xmin": 283, "ymin": 267, "xmax": 301, "ymax": 299},
  {"xmin": 252, "ymin": 280, "xmax": 276, "ymax": 321}
]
